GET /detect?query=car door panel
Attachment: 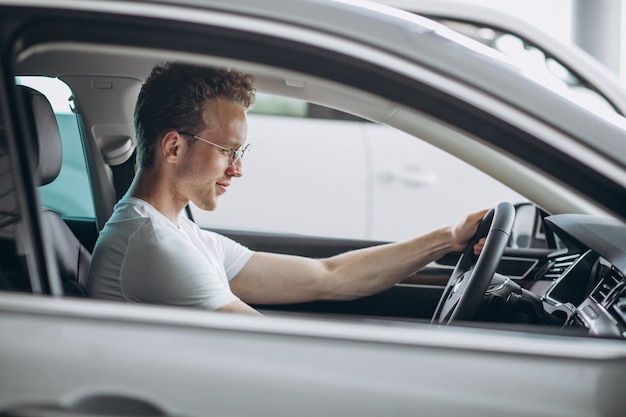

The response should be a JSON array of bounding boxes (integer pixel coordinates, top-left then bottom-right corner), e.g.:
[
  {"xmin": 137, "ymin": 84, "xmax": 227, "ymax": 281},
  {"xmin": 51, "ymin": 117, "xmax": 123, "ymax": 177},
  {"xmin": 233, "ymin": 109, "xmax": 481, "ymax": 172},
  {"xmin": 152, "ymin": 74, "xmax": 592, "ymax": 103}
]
[{"xmin": 1, "ymin": 294, "xmax": 623, "ymax": 417}]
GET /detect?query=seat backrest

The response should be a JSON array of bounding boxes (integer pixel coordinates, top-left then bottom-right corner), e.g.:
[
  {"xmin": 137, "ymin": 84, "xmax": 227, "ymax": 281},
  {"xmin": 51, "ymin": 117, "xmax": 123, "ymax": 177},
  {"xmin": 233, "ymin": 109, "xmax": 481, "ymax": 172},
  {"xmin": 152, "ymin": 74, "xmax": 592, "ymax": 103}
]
[{"xmin": 19, "ymin": 85, "xmax": 91, "ymax": 297}]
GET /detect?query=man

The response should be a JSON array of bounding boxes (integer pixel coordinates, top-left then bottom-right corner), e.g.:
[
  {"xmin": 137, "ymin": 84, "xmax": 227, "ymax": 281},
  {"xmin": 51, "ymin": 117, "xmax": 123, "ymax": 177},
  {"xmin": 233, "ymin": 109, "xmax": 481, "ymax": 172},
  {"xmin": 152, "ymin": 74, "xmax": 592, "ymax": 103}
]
[{"xmin": 88, "ymin": 62, "xmax": 487, "ymax": 315}]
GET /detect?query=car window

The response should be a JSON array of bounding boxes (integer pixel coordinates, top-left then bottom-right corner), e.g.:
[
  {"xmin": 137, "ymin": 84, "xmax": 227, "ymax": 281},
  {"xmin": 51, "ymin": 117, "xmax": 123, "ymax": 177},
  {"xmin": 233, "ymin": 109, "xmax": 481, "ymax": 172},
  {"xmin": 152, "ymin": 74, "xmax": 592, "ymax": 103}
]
[
  {"xmin": 191, "ymin": 110, "xmax": 370, "ymax": 239},
  {"xmin": 15, "ymin": 77, "xmax": 95, "ymax": 219},
  {"xmin": 191, "ymin": 97, "xmax": 526, "ymax": 241},
  {"xmin": 434, "ymin": 18, "xmax": 618, "ymax": 115},
  {"xmin": 250, "ymin": 93, "xmax": 365, "ymax": 121}
]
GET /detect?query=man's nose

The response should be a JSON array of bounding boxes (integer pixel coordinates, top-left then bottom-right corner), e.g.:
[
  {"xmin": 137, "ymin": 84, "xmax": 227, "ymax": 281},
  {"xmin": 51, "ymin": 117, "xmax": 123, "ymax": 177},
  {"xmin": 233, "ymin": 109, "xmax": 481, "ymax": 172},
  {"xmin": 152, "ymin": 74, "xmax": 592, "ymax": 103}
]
[{"xmin": 227, "ymin": 159, "xmax": 243, "ymax": 177}]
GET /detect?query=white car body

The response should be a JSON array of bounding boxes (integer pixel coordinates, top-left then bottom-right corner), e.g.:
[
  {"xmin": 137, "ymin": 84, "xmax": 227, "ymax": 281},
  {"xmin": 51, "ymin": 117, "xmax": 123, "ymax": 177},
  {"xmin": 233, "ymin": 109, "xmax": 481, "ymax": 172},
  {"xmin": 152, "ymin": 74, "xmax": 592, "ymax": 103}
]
[{"xmin": 1, "ymin": 1, "xmax": 626, "ymax": 417}]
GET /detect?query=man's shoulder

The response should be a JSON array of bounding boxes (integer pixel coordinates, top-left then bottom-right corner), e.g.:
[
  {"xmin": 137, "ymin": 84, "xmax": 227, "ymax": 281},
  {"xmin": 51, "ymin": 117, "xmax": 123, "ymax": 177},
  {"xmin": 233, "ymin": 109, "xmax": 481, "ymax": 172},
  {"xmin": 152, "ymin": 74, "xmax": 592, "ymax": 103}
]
[
  {"xmin": 99, "ymin": 201, "xmax": 170, "ymax": 247},
  {"xmin": 105, "ymin": 198, "xmax": 172, "ymax": 231},
  {"xmin": 111, "ymin": 196, "xmax": 155, "ymax": 218}
]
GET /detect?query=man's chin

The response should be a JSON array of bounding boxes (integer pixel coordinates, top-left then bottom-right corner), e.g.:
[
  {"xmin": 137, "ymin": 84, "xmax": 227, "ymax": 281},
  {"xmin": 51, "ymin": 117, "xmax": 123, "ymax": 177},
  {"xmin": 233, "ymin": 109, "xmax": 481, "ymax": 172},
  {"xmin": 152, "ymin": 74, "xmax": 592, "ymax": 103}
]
[{"xmin": 191, "ymin": 199, "xmax": 218, "ymax": 212}]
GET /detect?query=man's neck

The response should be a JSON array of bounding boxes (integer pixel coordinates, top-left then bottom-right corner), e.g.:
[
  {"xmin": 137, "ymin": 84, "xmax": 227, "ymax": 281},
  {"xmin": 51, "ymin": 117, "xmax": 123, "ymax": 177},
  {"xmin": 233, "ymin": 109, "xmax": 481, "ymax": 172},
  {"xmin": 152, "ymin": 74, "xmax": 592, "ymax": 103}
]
[{"xmin": 127, "ymin": 168, "xmax": 187, "ymax": 225}]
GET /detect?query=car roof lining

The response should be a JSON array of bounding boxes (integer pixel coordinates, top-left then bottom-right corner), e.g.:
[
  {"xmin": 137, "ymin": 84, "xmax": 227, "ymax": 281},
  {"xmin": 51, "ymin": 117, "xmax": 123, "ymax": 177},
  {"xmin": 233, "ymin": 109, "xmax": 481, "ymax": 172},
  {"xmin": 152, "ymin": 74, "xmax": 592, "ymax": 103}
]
[{"xmin": 14, "ymin": 41, "xmax": 611, "ymax": 219}]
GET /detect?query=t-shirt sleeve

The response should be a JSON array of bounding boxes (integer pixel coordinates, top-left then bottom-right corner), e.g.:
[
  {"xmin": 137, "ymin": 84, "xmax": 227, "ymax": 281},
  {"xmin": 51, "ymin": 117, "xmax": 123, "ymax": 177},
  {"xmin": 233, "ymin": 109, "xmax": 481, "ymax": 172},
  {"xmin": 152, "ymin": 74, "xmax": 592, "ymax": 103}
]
[
  {"xmin": 212, "ymin": 233, "xmax": 254, "ymax": 281},
  {"xmin": 120, "ymin": 221, "xmax": 240, "ymax": 310}
]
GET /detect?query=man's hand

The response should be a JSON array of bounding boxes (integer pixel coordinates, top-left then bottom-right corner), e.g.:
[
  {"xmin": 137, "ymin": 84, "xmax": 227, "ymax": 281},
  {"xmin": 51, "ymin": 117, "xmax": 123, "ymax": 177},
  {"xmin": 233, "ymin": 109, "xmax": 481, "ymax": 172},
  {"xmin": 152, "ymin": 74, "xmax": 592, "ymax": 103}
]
[
  {"xmin": 473, "ymin": 237, "xmax": 487, "ymax": 255},
  {"xmin": 450, "ymin": 209, "xmax": 489, "ymax": 253}
]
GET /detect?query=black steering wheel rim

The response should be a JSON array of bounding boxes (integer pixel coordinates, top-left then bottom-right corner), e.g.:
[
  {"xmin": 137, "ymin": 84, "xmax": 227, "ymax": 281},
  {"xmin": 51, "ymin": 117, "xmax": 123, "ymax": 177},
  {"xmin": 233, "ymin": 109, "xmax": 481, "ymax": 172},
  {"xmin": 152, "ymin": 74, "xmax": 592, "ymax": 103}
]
[{"xmin": 431, "ymin": 202, "xmax": 515, "ymax": 324}]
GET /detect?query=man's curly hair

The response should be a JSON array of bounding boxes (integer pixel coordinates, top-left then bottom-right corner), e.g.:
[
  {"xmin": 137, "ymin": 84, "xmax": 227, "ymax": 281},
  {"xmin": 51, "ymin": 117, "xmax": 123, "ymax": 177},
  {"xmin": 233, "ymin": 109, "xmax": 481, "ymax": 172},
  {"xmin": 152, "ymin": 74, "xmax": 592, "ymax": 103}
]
[{"xmin": 134, "ymin": 62, "xmax": 256, "ymax": 169}]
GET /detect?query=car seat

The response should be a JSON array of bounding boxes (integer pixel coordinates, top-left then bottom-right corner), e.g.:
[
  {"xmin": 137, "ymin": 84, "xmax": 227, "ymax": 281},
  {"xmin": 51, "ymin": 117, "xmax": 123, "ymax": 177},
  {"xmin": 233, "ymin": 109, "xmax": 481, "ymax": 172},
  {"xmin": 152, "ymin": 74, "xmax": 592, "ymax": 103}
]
[{"xmin": 19, "ymin": 85, "xmax": 91, "ymax": 297}]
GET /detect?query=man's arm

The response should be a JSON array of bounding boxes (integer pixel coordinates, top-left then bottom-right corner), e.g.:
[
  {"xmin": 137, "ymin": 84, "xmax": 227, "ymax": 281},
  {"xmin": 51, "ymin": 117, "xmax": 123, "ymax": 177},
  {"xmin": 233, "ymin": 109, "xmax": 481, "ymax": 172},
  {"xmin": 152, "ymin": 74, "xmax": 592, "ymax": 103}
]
[{"xmin": 230, "ymin": 209, "xmax": 488, "ymax": 306}]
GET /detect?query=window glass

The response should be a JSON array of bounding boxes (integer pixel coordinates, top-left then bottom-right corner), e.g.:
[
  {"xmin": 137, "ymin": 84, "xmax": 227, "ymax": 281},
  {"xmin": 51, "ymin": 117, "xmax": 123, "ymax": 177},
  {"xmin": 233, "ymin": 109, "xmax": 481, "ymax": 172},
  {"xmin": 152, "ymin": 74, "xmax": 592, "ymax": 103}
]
[
  {"xmin": 250, "ymin": 93, "xmax": 308, "ymax": 117},
  {"xmin": 191, "ymin": 113, "xmax": 369, "ymax": 238},
  {"xmin": 191, "ymin": 99, "xmax": 526, "ymax": 241},
  {"xmin": 250, "ymin": 94, "xmax": 365, "ymax": 121},
  {"xmin": 366, "ymin": 123, "xmax": 525, "ymax": 240},
  {"xmin": 15, "ymin": 77, "xmax": 95, "ymax": 219},
  {"xmin": 436, "ymin": 19, "xmax": 618, "ymax": 115}
]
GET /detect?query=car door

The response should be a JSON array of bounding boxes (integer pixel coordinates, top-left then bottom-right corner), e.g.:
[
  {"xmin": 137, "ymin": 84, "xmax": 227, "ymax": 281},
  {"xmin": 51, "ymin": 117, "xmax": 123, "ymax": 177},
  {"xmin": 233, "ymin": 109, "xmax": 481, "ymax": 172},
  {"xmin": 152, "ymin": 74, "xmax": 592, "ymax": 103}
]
[
  {"xmin": 0, "ymin": 82, "xmax": 601, "ymax": 417},
  {"xmin": 3, "ymin": 3, "xmax": 626, "ymax": 417}
]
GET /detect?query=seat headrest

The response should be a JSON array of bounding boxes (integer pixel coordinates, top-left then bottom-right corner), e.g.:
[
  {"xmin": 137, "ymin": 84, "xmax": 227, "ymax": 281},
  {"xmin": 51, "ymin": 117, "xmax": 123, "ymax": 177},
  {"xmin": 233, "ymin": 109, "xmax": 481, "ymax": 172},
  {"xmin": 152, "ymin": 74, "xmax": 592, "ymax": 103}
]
[{"xmin": 18, "ymin": 85, "xmax": 63, "ymax": 186}]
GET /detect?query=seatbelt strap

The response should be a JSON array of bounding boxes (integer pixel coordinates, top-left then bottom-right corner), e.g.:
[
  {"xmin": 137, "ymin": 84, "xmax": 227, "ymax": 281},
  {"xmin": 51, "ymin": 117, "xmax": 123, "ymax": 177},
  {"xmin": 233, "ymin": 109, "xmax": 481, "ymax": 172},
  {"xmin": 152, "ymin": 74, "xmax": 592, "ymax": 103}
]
[{"xmin": 110, "ymin": 149, "xmax": 136, "ymax": 201}]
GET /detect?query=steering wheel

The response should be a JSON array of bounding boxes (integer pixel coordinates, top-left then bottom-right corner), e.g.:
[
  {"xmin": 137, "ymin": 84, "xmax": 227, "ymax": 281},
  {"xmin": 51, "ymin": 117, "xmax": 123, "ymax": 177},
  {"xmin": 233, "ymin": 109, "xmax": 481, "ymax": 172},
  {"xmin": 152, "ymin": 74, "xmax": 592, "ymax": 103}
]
[{"xmin": 431, "ymin": 202, "xmax": 515, "ymax": 324}]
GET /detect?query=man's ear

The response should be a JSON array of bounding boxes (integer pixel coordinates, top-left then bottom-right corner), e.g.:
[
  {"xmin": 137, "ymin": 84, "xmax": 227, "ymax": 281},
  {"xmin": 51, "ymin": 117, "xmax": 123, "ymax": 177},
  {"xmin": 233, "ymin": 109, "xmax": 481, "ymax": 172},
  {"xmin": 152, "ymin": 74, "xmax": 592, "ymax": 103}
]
[{"xmin": 162, "ymin": 130, "xmax": 182, "ymax": 163}]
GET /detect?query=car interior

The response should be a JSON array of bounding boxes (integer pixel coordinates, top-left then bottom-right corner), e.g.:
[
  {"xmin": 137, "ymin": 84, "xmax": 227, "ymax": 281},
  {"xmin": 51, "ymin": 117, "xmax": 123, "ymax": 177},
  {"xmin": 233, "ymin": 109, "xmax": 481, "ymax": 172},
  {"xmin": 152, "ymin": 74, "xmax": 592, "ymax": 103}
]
[
  {"xmin": 18, "ymin": 85, "xmax": 91, "ymax": 297},
  {"xmin": 1, "ymin": 8, "xmax": 624, "ymax": 339}
]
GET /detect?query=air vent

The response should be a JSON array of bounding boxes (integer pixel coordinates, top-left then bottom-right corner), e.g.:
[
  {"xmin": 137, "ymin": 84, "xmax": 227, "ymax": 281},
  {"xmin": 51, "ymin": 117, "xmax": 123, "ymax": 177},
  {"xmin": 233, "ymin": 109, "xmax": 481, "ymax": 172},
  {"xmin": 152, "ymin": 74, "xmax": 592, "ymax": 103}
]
[
  {"xmin": 543, "ymin": 253, "xmax": 580, "ymax": 280},
  {"xmin": 591, "ymin": 270, "xmax": 624, "ymax": 305}
]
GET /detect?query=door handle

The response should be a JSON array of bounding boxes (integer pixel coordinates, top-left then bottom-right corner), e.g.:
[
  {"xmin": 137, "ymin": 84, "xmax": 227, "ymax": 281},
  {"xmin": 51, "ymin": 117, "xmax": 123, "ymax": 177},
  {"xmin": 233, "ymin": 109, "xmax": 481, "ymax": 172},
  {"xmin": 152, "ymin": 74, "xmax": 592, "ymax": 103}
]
[{"xmin": 378, "ymin": 166, "xmax": 438, "ymax": 188}]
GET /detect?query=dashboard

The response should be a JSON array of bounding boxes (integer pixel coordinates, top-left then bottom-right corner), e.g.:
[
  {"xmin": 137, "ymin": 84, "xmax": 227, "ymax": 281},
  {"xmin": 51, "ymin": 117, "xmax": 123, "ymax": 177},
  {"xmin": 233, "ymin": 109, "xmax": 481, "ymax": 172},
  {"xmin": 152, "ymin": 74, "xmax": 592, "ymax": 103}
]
[{"xmin": 543, "ymin": 214, "xmax": 626, "ymax": 339}]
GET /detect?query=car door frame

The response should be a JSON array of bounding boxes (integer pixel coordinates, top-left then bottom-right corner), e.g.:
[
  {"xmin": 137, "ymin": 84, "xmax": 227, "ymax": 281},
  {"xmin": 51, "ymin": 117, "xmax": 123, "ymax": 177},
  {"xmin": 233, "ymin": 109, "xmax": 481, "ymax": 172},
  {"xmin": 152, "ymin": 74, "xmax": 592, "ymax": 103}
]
[{"xmin": 0, "ymin": 64, "xmax": 62, "ymax": 296}]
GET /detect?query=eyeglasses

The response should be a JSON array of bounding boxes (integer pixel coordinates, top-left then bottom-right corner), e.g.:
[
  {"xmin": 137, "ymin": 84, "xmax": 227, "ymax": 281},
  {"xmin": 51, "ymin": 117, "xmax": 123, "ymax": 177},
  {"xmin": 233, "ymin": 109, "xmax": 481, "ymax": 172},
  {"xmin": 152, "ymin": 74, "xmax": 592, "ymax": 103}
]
[{"xmin": 178, "ymin": 131, "xmax": 251, "ymax": 165}]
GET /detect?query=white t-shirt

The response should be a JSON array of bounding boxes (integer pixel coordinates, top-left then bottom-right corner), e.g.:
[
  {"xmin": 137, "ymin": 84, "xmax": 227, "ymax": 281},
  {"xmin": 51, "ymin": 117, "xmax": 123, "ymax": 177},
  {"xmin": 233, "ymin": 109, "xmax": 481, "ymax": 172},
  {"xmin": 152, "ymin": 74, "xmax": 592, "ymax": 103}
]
[{"xmin": 88, "ymin": 197, "xmax": 253, "ymax": 310}]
